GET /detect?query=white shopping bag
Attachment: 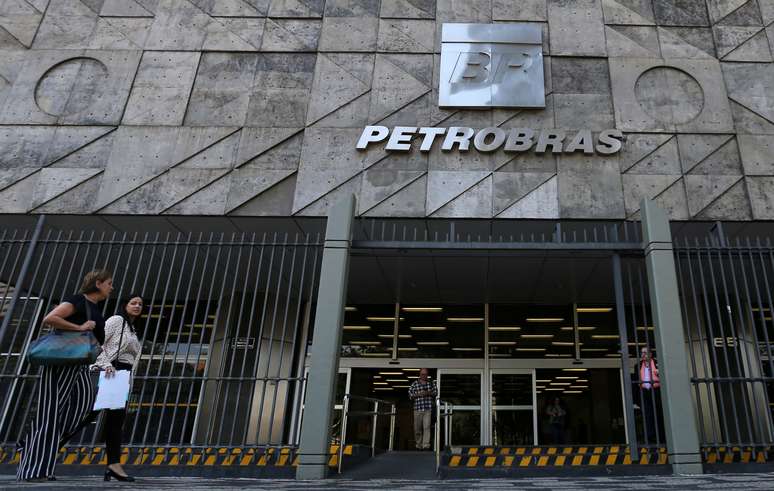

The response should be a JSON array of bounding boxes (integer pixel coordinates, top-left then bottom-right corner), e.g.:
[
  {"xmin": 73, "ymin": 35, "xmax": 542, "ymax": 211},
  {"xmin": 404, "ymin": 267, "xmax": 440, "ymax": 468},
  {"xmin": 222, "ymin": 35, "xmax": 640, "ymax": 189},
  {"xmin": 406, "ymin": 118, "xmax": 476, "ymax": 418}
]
[{"xmin": 93, "ymin": 370, "xmax": 131, "ymax": 410}]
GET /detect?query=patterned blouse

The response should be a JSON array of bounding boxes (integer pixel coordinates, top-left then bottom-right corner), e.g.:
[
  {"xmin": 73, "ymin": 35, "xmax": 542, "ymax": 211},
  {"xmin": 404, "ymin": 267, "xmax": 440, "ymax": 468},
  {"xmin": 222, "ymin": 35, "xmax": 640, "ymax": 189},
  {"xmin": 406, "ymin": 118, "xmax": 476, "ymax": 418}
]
[{"xmin": 93, "ymin": 315, "xmax": 142, "ymax": 370}]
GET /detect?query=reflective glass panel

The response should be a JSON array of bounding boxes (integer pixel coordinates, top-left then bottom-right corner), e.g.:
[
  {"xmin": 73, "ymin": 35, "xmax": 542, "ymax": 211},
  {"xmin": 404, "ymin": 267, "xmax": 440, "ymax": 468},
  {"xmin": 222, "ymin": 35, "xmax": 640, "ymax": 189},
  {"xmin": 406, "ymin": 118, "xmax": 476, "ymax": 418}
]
[
  {"xmin": 440, "ymin": 373, "xmax": 481, "ymax": 406},
  {"xmin": 492, "ymin": 410, "xmax": 533, "ymax": 445},
  {"xmin": 492, "ymin": 373, "xmax": 532, "ymax": 406}
]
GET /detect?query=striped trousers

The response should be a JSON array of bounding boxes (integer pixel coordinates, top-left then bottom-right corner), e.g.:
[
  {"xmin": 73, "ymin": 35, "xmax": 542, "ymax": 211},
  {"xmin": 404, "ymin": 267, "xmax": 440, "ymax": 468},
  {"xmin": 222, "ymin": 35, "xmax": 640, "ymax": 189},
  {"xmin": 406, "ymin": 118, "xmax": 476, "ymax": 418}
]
[{"xmin": 16, "ymin": 365, "xmax": 95, "ymax": 480}]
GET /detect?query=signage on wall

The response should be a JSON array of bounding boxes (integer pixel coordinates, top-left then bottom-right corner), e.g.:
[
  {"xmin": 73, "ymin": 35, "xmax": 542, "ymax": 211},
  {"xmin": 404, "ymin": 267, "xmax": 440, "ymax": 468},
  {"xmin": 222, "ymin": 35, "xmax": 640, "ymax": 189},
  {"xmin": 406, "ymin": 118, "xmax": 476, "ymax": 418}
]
[
  {"xmin": 356, "ymin": 126, "xmax": 623, "ymax": 155},
  {"xmin": 438, "ymin": 23, "xmax": 545, "ymax": 108},
  {"xmin": 354, "ymin": 23, "xmax": 623, "ymax": 155}
]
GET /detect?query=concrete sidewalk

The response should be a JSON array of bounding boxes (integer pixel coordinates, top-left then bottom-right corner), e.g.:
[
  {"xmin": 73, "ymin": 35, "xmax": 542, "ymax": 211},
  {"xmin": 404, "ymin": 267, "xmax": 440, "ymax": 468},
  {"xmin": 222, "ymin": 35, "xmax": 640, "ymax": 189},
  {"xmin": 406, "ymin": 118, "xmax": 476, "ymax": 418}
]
[{"xmin": 1, "ymin": 473, "xmax": 774, "ymax": 490}]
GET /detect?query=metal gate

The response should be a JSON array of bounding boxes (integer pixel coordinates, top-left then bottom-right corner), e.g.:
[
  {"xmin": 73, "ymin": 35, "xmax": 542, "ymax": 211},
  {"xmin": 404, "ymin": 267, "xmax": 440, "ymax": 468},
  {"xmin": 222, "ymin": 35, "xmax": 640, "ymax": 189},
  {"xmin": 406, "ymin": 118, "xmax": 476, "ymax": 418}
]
[
  {"xmin": 0, "ymin": 218, "xmax": 322, "ymax": 455},
  {"xmin": 675, "ymin": 234, "xmax": 774, "ymax": 450}
]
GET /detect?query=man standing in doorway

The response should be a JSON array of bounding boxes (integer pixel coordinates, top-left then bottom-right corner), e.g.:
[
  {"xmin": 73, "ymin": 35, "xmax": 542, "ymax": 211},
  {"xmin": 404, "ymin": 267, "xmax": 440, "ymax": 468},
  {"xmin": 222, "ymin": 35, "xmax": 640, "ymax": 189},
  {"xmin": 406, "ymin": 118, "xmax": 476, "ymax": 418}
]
[{"xmin": 408, "ymin": 368, "xmax": 437, "ymax": 450}]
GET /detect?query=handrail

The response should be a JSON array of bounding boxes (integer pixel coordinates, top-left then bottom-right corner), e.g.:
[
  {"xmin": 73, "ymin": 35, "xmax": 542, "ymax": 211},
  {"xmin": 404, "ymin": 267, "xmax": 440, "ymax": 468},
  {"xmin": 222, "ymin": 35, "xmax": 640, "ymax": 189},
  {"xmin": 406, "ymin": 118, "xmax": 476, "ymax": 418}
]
[
  {"xmin": 435, "ymin": 397, "xmax": 453, "ymax": 474},
  {"xmin": 337, "ymin": 393, "xmax": 396, "ymax": 473}
]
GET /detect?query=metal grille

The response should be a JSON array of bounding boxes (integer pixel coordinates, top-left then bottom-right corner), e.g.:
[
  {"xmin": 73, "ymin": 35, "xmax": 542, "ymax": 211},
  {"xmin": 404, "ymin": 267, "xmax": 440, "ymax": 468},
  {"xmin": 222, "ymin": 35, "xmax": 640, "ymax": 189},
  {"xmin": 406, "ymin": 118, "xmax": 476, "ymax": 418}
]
[
  {"xmin": 675, "ymin": 236, "xmax": 774, "ymax": 448},
  {"xmin": 352, "ymin": 219, "xmax": 643, "ymax": 248},
  {"xmin": 614, "ymin": 256, "xmax": 662, "ymax": 450},
  {"xmin": 0, "ymin": 220, "xmax": 322, "ymax": 451}
]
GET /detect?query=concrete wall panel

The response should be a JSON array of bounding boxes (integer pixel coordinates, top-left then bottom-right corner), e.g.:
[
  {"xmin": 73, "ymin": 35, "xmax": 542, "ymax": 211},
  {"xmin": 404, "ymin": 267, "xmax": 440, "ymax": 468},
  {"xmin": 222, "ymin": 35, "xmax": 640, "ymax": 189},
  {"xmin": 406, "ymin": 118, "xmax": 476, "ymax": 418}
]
[
  {"xmin": 0, "ymin": 0, "xmax": 768, "ymax": 220},
  {"xmin": 547, "ymin": 0, "xmax": 606, "ymax": 56}
]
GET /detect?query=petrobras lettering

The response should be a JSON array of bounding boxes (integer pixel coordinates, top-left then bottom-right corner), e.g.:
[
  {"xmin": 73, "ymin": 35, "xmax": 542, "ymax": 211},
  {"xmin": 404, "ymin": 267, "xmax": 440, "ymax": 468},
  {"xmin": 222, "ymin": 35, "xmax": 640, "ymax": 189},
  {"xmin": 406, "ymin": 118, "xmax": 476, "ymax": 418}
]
[{"xmin": 356, "ymin": 126, "xmax": 624, "ymax": 155}]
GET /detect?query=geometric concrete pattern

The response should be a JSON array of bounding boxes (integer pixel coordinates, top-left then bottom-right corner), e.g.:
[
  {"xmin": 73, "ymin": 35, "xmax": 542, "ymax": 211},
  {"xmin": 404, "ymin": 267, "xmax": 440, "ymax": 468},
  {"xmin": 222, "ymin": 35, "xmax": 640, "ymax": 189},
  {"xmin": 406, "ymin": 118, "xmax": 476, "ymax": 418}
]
[{"xmin": 0, "ymin": 0, "xmax": 773, "ymax": 220}]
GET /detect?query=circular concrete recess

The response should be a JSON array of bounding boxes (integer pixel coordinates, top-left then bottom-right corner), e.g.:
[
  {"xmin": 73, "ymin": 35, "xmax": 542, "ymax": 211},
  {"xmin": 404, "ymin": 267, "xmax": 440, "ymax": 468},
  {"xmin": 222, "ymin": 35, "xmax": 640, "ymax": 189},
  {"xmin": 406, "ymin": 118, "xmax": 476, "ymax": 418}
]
[
  {"xmin": 634, "ymin": 67, "xmax": 704, "ymax": 125},
  {"xmin": 35, "ymin": 57, "xmax": 109, "ymax": 117}
]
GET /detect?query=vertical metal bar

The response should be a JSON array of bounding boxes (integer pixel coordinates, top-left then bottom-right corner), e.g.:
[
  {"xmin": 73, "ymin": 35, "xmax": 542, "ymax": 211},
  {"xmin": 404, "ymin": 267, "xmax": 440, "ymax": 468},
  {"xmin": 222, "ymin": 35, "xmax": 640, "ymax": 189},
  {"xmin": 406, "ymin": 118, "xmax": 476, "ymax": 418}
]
[
  {"xmin": 338, "ymin": 395, "xmax": 349, "ymax": 474},
  {"xmin": 0, "ymin": 229, "xmax": 17, "ymax": 304},
  {"xmin": 703, "ymin": 238, "xmax": 742, "ymax": 444},
  {"xmin": 391, "ymin": 302, "xmax": 399, "ymax": 360},
  {"xmin": 636, "ymin": 265, "xmax": 660, "ymax": 447},
  {"xmin": 190, "ymin": 233, "xmax": 233, "ymax": 445},
  {"xmin": 267, "ymin": 236, "xmax": 304, "ymax": 445},
  {"xmin": 253, "ymin": 233, "xmax": 282, "ymax": 444},
  {"xmin": 286, "ymin": 238, "xmax": 318, "ymax": 446},
  {"xmin": 625, "ymin": 261, "xmax": 648, "ymax": 445},
  {"xmin": 713, "ymin": 240, "xmax": 755, "ymax": 444},
  {"xmin": 128, "ymin": 232, "xmax": 173, "ymax": 444},
  {"xmin": 5, "ymin": 229, "xmax": 82, "ymax": 447},
  {"xmin": 0, "ymin": 227, "xmax": 50, "ymax": 443},
  {"xmin": 573, "ymin": 302, "xmax": 580, "ymax": 361},
  {"xmin": 230, "ymin": 232, "xmax": 266, "ymax": 446},
  {"xmin": 256, "ymin": 233, "xmax": 289, "ymax": 444},
  {"xmin": 435, "ymin": 399, "xmax": 440, "ymax": 472},
  {"xmin": 674, "ymin": 248, "xmax": 711, "ymax": 445},
  {"xmin": 758, "ymin": 244, "xmax": 774, "ymax": 376},
  {"xmin": 683, "ymin": 242, "xmax": 721, "ymax": 445},
  {"xmin": 745, "ymin": 242, "xmax": 774, "ymax": 441},
  {"xmin": 371, "ymin": 401, "xmax": 378, "ymax": 457},
  {"xmin": 290, "ymin": 300, "xmax": 313, "ymax": 446},
  {"xmin": 389, "ymin": 402, "xmax": 395, "ymax": 452},
  {"xmin": 167, "ymin": 233, "xmax": 213, "ymax": 444},
  {"xmin": 0, "ymin": 216, "xmax": 44, "ymax": 350},
  {"xmin": 0, "ymin": 229, "xmax": 54, "ymax": 378},
  {"xmin": 613, "ymin": 255, "xmax": 638, "ymax": 459},
  {"xmin": 724, "ymin": 242, "xmax": 765, "ymax": 444},
  {"xmin": 0, "ymin": 223, "xmax": 45, "ymax": 441},
  {"xmin": 89, "ymin": 232, "xmax": 133, "ymax": 448},
  {"xmin": 127, "ymin": 232, "xmax": 161, "ymax": 446},
  {"xmin": 207, "ymin": 233, "xmax": 246, "ymax": 444},
  {"xmin": 150, "ymin": 232, "xmax": 195, "ymax": 446},
  {"xmin": 183, "ymin": 235, "xmax": 222, "ymax": 444},
  {"xmin": 223, "ymin": 233, "xmax": 258, "ymax": 446}
]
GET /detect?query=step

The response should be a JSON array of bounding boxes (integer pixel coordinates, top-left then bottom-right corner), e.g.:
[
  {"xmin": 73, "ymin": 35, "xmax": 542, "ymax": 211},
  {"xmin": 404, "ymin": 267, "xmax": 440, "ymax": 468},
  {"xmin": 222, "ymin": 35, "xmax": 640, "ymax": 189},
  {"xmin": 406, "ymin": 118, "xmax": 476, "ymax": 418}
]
[{"xmin": 338, "ymin": 451, "xmax": 438, "ymax": 480}]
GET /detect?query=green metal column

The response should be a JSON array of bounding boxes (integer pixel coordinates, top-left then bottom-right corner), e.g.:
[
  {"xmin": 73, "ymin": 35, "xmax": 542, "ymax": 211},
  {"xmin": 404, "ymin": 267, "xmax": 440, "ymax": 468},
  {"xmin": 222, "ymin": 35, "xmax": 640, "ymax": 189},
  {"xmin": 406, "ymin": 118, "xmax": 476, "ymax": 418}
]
[
  {"xmin": 640, "ymin": 199, "xmax": 703, "ymax": 474},
  {"xmin": 296, "ymin": 195, "xmax": 355, "ymax": 480}
]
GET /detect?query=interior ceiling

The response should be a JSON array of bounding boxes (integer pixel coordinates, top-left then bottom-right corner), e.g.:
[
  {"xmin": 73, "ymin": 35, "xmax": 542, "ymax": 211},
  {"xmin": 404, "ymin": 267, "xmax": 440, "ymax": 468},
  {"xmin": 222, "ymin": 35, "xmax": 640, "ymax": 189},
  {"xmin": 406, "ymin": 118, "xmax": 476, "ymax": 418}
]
[{"xmin": 348, "ymin": 251, "xmax": 617, "ymax": 305}]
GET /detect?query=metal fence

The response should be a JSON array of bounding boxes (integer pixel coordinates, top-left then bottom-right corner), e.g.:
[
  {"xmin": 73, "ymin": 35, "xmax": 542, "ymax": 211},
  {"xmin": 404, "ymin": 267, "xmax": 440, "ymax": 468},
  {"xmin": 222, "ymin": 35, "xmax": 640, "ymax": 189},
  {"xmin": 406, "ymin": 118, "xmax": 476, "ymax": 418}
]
[
  {"xmin": 614, "ymin": 256, "xmax": 663, "ymax": 451},
  {"xmin": 675, "ymin": 235, "xmax": 774, "ymax": 449},
  {"xmin": 0, "ymin": 219, "xmax": 322, "ymax": 452}
]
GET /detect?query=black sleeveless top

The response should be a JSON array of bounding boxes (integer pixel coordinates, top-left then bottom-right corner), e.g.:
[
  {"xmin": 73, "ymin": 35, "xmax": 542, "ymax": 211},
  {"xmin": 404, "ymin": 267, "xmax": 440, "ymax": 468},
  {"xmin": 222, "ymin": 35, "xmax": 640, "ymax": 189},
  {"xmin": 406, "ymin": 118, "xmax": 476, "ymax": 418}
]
[{"xmin": 63, "ymin": 294, "xmax": 106, "ymax": 345}]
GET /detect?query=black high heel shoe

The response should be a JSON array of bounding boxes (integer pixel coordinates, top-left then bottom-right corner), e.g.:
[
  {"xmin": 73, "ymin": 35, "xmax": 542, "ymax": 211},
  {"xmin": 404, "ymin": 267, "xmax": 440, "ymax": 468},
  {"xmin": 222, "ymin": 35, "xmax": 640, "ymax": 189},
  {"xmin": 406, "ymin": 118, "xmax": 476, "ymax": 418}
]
[{"xmin": 104, "ymin": 468, "xmax": 135, "ymax": 482}]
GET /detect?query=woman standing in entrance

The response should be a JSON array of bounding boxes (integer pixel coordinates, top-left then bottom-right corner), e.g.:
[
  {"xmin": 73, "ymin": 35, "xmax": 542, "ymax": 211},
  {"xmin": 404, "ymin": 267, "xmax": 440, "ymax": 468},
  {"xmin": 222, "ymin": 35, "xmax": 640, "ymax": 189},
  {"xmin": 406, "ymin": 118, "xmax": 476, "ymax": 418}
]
[
  {"xmin": 93, "ymin": 294, "xmax": 143, "ymax": 482},
  {"xmin": 17, "ymin": 270, "xmax": 113, "ymax": 482}
]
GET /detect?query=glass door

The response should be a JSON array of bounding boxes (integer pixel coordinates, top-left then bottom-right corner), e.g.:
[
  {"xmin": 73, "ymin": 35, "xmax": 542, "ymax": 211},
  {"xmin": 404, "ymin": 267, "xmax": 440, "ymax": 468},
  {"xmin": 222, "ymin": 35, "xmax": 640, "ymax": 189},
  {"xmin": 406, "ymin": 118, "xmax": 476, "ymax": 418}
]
[
  {"xmin": 490, "ymin": 369, "xmax": 536, "ymax": 445},
  {"xmin": 437, "ymin": 369, "xmax": 483, "ymax": 446},
  {"xmin": 295, "ymin": 367, "xmax": 350, "ymax": 445}
]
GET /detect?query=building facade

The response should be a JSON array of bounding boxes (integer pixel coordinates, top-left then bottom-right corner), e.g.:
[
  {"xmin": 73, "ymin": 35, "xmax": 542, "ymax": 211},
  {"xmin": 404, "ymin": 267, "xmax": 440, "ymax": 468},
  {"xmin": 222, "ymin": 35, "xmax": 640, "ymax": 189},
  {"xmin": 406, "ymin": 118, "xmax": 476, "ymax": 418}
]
[{"xmin": 1, "ymin": 0, "xmax": 774, "ymax": 478}]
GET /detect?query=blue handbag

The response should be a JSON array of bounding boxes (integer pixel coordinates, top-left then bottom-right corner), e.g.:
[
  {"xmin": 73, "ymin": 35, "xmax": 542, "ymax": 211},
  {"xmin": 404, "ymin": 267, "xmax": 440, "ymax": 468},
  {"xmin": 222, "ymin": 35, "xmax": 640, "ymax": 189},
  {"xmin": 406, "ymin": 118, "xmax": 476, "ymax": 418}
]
[{"xmin": 27, "ymin": 299, "xmax": 102, "ymax": 367}]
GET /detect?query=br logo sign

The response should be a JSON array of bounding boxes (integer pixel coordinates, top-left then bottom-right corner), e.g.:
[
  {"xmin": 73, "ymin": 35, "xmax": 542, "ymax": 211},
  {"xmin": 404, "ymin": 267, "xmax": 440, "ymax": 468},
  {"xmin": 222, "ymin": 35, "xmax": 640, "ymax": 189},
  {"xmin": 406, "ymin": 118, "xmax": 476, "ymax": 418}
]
[{"xmin": 439, "ymin": 24, "xmax": 545, "ymax": 109}]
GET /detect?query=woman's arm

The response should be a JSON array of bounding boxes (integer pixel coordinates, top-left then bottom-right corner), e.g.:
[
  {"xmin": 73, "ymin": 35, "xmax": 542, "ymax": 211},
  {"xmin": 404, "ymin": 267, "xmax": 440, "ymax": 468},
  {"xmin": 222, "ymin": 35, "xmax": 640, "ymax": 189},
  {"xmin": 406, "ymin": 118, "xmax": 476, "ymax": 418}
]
[
  {"xmin": 93, "ymin": 316, "xmax": 123, "ymax": 371},
  {"xmin": 43, "ymin": 302, "xmax": 94, "ymax": 332}
]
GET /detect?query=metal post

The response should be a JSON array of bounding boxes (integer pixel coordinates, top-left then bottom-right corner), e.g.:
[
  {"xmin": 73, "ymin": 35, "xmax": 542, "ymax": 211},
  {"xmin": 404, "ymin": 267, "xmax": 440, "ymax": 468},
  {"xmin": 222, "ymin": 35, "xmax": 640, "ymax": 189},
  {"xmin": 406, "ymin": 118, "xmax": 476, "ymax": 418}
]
[
  {"xmin": 0, "ymin": 215, "xmax": 44, "ymax": 348},
  {"xmin": 612, "ymin": 254, "xmax": 639, "ymax": 461},
  {"xmin": 371, "ymin": 401, "xmax": 378, "ymax": 457},
  {"xmin": 640, "ymin": 199, "xmax": 703, "ymax": 474},
  {"xmin": 435, "ymin": 398, "xmax": 441, "ymax": 472},
  {"xmin": 297, "ymin": 195, "xmax": 356, "ymax": 480},
  {"xmin": 338, "ymin": 395, "xmax": 349, "ymax": 475},
  {"xmin": 388, "ymin": 403, "xmax": 395, "ymax": 452}
]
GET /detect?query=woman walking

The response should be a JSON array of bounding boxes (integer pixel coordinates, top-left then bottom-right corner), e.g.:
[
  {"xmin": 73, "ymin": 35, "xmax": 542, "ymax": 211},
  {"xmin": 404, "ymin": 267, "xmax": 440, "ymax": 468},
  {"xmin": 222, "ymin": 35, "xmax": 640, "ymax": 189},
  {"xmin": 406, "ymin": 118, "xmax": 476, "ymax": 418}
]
[
  {"xmin": 93, "ymin": 293, "xmax": 143, "ymax": 482},
  {"xmin": 17, "ymin": 270, "xmax": 113, "ymax": 482}
]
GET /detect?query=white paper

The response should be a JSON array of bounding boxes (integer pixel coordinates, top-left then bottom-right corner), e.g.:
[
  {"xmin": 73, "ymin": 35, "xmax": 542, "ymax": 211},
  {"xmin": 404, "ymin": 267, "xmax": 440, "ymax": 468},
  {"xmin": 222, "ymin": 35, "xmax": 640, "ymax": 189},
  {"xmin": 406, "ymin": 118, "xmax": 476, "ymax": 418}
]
[{"xmin": 93, "ymin": 370, "xmax": 131, "ymax": 410}]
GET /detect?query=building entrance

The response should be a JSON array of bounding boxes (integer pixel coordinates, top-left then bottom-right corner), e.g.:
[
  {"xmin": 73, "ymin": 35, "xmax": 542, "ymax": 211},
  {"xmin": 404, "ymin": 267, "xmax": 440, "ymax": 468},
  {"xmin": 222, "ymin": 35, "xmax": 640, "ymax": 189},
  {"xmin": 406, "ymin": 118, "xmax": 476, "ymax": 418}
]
[{"xmin": 339, "ymin": 356, "xmax": 625, "ymax": 450}]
